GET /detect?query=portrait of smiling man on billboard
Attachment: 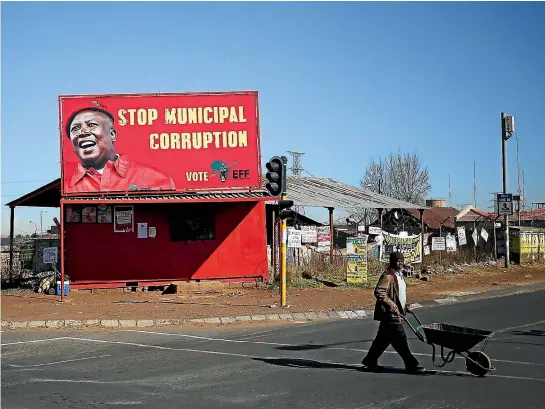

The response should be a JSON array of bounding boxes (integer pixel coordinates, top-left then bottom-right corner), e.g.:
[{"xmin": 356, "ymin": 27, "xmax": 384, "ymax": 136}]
[{"xmin": 64, "ymin": 102, "xmax": 175, "ymax": 193}]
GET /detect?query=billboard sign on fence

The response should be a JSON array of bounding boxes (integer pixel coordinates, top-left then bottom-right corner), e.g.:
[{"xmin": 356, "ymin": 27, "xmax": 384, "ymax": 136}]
[
  {"xmin": 59, "ymin": 92, "xmax": 260, "ymax": 195},
  {"xmin": 380, "ymin": 232, "xmax": 422, "ymax": 264}
]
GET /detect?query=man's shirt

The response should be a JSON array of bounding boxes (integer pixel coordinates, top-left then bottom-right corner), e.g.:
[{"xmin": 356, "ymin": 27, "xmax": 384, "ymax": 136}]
[
  {"xmin": 65, "ymin": 154, "xmax": 175, "ymax": 193},
  {"xmin": 394, "ymin": 270, "xmax": 407, "ymax": 310}
]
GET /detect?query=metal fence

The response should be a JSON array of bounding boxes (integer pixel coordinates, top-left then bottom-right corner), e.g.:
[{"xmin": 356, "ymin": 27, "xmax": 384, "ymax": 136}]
[{"xmin": 1, "ymin": 237, "xmax": 60, "ymax": 287}]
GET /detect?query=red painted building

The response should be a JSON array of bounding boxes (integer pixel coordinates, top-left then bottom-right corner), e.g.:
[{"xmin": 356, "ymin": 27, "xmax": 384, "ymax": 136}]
[
  {"xmin": 62, "ymin": 196, "xmax": 268, "ymax": 287},
  {"xmin": 6, "ymin": 91, "xmax": 270, "ymax": 289}
]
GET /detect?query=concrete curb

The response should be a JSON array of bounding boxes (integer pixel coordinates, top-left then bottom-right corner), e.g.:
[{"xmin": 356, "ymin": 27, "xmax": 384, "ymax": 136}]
[{"xmin": 3, "ymin": 282, "xmax": 545, "ymax": 331}]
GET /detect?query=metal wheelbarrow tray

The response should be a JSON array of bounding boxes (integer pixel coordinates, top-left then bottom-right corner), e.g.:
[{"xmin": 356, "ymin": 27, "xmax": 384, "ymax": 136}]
[{"xmin": 403, "ymin": 311, "xmax": 496, "ymax": 377}]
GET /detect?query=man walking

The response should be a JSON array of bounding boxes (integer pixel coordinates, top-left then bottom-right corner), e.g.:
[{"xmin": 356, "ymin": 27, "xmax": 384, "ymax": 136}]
[{"xmin": 361, "ymin": 251, "xmax": 426, "ymax": 374}]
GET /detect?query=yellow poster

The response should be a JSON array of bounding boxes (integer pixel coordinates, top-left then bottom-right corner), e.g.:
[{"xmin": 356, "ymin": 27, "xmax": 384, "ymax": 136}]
[{"xmin": 347, "ymin": 255, "xmax": 368, "ymax": 284}]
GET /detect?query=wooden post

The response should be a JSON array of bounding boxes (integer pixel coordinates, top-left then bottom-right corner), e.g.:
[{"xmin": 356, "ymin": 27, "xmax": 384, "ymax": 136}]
[
  {"xmin": 378, "ymin": 208, "xmax": 384, "ymax": 230},
  {"xmin": 60, "ymin": 201, "xmax": 65, "ymax": 301},
  {"xmin": 328, "ymin": 207, "xmax": 334, "ymax": 263},
  {"xmin": 419, "ymin": 209, "xmax": 425, "ymax": 261},
  {"xmin": 9, "ymin": 206, "xmax": 15, "ymax": 284}
]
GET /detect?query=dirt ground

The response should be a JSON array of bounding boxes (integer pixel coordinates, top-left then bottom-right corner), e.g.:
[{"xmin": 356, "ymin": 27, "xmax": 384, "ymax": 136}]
[{"xmin": 2, "ymin": 264, "xmax": 545, "ymax": 322}]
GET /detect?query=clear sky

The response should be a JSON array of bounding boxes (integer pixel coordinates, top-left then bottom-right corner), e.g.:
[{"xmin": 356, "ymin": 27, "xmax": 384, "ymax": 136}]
[{"xmin": 2, "ymin": 1, "xmax": 544, "ymax": 234}]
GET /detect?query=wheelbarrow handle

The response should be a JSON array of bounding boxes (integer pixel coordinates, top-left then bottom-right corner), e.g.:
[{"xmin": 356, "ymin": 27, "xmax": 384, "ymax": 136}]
[
  {"xmin": 399, "ymin": 311, "xmax": 427, "ymax": 344},
  {"xmin": 406, "ymin": 309, "xmax": 424, "ymax": 326}
]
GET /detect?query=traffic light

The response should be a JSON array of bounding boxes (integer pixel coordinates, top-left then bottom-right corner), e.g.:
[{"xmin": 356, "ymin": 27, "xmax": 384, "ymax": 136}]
[
  {"xmin": 278, "ymin": 199, "xmax": 295, "ymax": 220},
  {"xmin": 265, "ymin": 156, "xmax": 286, "ymax": 197}
]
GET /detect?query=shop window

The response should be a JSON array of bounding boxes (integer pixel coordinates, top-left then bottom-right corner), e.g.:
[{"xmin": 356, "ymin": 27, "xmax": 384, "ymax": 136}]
[{"xmin": 168, "ymin": 204, "xmax": 215, "ymax": 242}]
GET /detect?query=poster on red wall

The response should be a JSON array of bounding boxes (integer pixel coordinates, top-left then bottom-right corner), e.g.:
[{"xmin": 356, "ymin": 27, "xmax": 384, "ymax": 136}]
[
  {"xmin": 59, "ymin": 91, "xmax": 261, "ymax": 195},
  {"xmin": 114, "ymin": 206, "xmax": 134, "ymax": 233}
]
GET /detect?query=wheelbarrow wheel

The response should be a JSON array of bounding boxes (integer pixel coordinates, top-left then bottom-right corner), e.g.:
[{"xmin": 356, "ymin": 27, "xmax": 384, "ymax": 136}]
[{"xmin": 465, "ymin": 351, "xmax": 492, "ymax": 377}]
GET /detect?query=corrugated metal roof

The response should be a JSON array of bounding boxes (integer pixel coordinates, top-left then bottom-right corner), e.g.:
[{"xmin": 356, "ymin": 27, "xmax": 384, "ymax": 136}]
[
  {"xmin": 407, "ymin": 207, "xmax": 459, "ymax": 229},
  {"xmin": 456, "ymin": 208, "xmax": 500, "ymax": 222},
  {"xmin": 264, "ymin": 176, "xmax": 427, "ymax": 210},
  {"xmin": 62, "ymin": 190, "xmax": 269, "ymax": 203}
]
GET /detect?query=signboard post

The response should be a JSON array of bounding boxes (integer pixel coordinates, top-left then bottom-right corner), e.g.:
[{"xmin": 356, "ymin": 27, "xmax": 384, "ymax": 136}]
[{"xmin": 497, "ymin": 194, "xmax": 514, "ymax": 216}]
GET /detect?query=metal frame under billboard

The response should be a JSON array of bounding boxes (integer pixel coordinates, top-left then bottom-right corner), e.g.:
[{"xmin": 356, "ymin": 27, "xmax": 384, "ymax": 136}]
[{"xmin": 59, "ymin": 91, "xmax": 262, "ymax": 197}]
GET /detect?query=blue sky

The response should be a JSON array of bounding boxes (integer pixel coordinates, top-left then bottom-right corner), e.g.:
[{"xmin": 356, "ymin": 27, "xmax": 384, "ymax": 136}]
[{"xmin": 2, "ymin": 1, "xmax": 544, "ymax": 234}]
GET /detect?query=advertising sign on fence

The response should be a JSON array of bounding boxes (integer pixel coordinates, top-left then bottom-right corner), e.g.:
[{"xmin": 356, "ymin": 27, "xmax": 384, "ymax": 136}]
[
  {"xmin": 287, "ymin": 228, "xmax": 302, "ymax": 248},
  {"xmin": 431, "ymin": 237, "xmax": 446, "ymax": 251},
  {"xmin": 457, "ymin": 227, "xmax": 467, "ymax": 246},
  {"xmin": 301, "ymin": 226, "xmax": 318, "ymax": 243},
  {"xmin": 59, "ymin": 92, "xmax": 260, "ymax": 195},
  {"xmin": 380, "ymin": 232, "xmax": 422, "ymax": 264},
  {"xmin": 346, "ymin": 237, "xmax": 368, "ymax": 284},
  {"xmin": 317, "ymin": 226, "xmax": 331, "ymax": 252}
]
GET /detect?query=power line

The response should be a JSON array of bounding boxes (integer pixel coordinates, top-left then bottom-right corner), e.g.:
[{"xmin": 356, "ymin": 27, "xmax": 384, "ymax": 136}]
[{"xmin": 1, "ymin": 179, "xmax": 53, "ymax": 185}]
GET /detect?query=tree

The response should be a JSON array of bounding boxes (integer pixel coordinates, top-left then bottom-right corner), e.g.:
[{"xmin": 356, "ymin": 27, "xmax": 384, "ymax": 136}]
[
  {"xmin": 350, "ymin": 151, "xmax": 431, "ymax": 223},
  {"xmin": 361, "ymin": 150, "xmax": 431, "ymax": 205}
]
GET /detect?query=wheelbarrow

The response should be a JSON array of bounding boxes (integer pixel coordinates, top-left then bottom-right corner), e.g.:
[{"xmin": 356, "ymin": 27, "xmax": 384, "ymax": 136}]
[{"xmin": 401, "ymin": 310, "xmax": 496, "ymax": 377}]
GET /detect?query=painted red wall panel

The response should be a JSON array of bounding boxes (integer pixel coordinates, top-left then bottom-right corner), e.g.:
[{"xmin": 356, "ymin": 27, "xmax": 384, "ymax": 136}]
[{"xmin": 65, "ymin": 201, "xmax": 267, "ymax": 283}]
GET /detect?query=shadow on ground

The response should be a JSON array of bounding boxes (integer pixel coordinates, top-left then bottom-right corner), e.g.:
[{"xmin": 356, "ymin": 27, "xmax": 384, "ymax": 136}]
[{"xmin": 252, "ymin": 357, "xmax": 478, "ymax": 379}]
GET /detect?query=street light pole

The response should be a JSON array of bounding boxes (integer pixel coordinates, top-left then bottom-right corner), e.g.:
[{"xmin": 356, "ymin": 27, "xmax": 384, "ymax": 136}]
[{"xmin": 40, "ymin": 211, "xmax": 48, "ymax": 238}]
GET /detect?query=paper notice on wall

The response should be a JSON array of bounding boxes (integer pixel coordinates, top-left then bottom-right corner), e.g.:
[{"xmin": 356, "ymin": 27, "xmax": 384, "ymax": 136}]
[
  {"xmin": 457, "ymin": 227, "xmax": 467, "ymax": 246},
  {"xmin": 137, "ymin": 223, "xmax": 148, "ymax": 239},
  {"xmin": 472, "ymin": 229, "xmax": 478, "ymax": 246},
  {"xmin": 369, "ymin": 226, "xmax": 382, "ymax": 235},
  {"xmin": 446, "ymin": 234, "xmax": 457, "ymax": 252},
  {"xmin": 481, "ymin": 228, "xmax": 489, "ymax": 242},
  {"xmin": 114, "ymin": 206, "xmax": 134, "ymax": 233},
  {"xmin": 287, "ymin": 228, "xmax": 302, "ymax": 248},
  {"xmin": 431, "ymin": 237, "xmax": 446, "ymax": 251},
  {"xmin": 424, "ymin": 245, "xmax": 431, "ymax": 255},
  {"xmin": 148, "ymin": 226, "xmax": 157, "ymax": 238},
  {"xmin": 301, "ymin": 226, "xmax": 318, "ymax": 243}
]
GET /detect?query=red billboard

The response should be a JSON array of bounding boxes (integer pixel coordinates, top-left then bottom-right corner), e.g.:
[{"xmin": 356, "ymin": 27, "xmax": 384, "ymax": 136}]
[{"xmin": 59, "ymin": 91, "xmax": 261, "ymax": 195}]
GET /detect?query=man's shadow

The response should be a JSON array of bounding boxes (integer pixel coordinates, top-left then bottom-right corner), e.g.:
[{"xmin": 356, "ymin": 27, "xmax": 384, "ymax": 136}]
[{"xmin": 252, "ymin": 357, "xmax": 477, "ymax": 378}]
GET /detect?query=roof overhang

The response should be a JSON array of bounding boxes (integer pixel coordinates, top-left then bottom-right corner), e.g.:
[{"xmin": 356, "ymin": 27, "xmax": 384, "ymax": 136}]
[
  {"xmin": 5, "ymin": 179, "xmax": 61, "ymax": 208},
  {"xmin": 61, "ymin": 190, "xmax": 270, "ymax": 205}
]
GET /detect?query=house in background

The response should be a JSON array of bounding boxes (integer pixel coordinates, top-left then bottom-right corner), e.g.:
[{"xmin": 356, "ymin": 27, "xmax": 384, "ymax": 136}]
[{"xmin": 371, "ymin": 199, "xmax": 459, "ymax": 236}]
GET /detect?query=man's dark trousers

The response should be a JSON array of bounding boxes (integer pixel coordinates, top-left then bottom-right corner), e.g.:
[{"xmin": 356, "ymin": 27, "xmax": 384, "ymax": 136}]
[{"xmin": 365, "ymin": 320, "xmax": 420, "ymax": 369}]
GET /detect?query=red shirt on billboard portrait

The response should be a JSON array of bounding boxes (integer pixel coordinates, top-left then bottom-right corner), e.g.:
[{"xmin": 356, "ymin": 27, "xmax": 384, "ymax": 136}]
[{"xmin": 65, "ymin": 153, "xmax": 176, "ymax": 193}]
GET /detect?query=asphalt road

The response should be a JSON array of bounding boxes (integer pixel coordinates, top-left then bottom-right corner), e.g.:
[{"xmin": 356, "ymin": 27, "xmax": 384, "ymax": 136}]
[{"xmin": 2, "ymin": 289, "xmax": 545, "ymax": 409}]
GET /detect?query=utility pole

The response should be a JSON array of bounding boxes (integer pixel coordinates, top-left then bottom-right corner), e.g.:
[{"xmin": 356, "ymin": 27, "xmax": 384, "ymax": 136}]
[
  {"xmin": 473, "ymin": 162, "xmax": 477, "ymax": 208},
  {"xmin": 448, "ymin": 175, "xmax": 452, "ymax": 207},
  {"xmin": 516, "ymin": 132, "xmax": 522, "ymax": 225},
  {"xmin": 501, "ymin": 112, "xmax": 515, "ymax": 268}
]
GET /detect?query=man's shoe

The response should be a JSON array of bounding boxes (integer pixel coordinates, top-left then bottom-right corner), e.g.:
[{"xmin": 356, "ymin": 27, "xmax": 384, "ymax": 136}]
[
  {"xmin": 406, "ymin": 366, "xmax": 426, "ymax": 374},
  {"xmin": 361, "ymin": 358, "xmax": 384, "ymax": 371}
]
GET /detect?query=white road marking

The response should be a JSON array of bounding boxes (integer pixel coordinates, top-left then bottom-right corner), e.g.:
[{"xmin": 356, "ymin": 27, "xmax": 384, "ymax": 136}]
[
  {"xmin": 125, "ymin": 329, "xmax": 545, "ymax": 367},
  {"xmin": 495, "ymin": 319, "xmax": 545, "ymax": 334},
  {"xmin": 6, "ymin": 355, "xmax": 111, "ymax": 368},
  {"xmin": 48, "ymin": 336, "xmax": 545, "ymax": 384},
  {"xmin": 1, "ymin": 337, "xmax": 70, "ymax": 346}
]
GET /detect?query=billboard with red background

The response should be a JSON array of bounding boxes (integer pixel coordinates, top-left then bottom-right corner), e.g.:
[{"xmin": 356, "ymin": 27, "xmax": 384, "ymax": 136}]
[{"xmin": 59, "ymin": 91, "xmax": 260, "ymax": 195}]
